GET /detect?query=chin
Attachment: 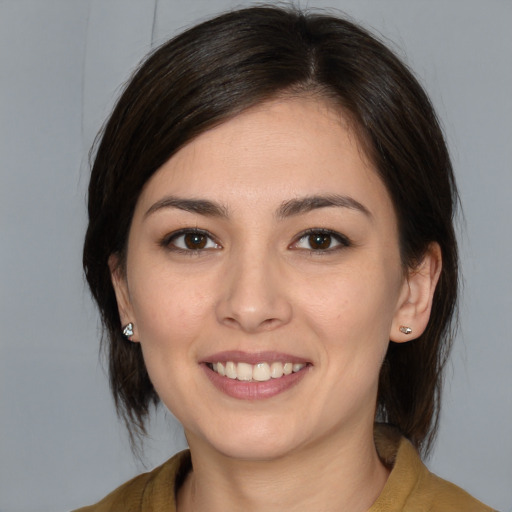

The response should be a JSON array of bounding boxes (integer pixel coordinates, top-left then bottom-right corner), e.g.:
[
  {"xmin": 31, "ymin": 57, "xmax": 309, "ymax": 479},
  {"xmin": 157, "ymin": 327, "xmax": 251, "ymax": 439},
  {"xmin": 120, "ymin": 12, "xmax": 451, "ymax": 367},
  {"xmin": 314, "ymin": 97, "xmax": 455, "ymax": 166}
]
[
  {"xmin": 189, "ymin": 418, "xmax": 305, "ymax": 462},
  {"xmin": 216, "ymin": 439, "xmax": 298, "ymax": 462}
]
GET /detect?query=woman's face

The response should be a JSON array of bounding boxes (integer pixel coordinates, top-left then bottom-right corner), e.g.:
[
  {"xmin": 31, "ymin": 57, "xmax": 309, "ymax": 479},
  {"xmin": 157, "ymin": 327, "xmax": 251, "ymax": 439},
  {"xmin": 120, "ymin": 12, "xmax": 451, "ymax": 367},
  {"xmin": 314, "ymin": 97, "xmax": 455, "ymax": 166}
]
[{"xmin": 113, "ymin": 97, "xmax": 413, "ymax": 460}]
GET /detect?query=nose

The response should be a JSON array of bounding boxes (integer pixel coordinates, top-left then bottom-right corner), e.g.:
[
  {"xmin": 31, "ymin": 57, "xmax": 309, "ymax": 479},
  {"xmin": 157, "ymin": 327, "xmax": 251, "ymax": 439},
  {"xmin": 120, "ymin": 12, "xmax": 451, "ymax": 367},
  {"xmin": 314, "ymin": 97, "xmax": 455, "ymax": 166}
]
[{"xmin": 215, "ymin": 249, "xmax": 293, "ymax": 333}]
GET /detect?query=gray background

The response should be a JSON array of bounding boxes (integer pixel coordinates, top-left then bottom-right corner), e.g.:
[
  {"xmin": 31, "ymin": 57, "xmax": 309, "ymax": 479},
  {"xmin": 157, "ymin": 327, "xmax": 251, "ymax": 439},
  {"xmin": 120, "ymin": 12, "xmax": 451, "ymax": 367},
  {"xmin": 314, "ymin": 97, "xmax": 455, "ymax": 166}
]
[{"xmin": 1, "ymin": 1, "xmax": 511, "ymax": 511}]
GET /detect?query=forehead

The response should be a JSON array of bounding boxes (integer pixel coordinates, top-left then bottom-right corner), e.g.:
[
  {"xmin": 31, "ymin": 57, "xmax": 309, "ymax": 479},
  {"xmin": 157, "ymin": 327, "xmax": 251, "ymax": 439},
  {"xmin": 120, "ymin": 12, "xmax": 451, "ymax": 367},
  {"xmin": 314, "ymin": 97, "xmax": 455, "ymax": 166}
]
[{"xmin": 135, "ymin": 97, "xmax": 391, "ymax": 219}]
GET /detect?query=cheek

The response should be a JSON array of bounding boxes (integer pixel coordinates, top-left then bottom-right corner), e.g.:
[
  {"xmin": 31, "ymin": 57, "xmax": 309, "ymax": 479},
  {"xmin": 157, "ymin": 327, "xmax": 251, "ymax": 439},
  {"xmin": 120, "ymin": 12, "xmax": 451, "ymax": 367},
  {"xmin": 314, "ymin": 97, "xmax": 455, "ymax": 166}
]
[
  {"xmin": 300, "ymin": 262, "xmax": 400, "ymax": 339},
  {"xmin": 128, "ymin": 262, "xmax": 216, "ymax": 348},
  {"xmin": 297, "ymin": 260, "xmax": 402, "ymax": 395},
  {"xmin": 127, "ymin": 268, "xmax": 212, "ymax": 416}
]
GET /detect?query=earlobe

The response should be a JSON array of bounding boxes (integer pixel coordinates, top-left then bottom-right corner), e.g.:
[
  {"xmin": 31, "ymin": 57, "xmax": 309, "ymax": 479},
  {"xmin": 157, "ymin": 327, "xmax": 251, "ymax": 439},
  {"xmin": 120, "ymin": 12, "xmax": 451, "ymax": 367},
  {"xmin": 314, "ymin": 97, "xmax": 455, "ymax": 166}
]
[
  {"xmin": 108, "ymin": 254, "xmax": 139, "ymax": 342},
  {"xmin": 390, "ymin": 243, "xmax": 442, "ymax": 343}
]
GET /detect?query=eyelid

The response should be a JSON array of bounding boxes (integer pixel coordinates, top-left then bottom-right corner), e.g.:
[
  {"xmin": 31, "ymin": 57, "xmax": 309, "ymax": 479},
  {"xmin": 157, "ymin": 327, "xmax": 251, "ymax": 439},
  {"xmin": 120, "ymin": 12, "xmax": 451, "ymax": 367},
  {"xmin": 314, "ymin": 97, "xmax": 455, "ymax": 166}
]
[
  {"xmin": 160, "ymin": 228, "xmax": 221, "ymax": 252},
  {"xmin": 290, "ymin": 228, "xmax": 352, "ymax": 251}
]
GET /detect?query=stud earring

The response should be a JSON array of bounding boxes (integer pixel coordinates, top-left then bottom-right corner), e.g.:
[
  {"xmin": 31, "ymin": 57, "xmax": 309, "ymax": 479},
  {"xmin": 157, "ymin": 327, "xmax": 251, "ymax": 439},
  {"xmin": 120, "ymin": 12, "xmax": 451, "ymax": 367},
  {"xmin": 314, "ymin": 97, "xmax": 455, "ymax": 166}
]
[
  {"xmin": 399, "ymin": 325, "xmax": 412, "ymax": 335},
  {"xmin": 122, "ymin": 322, "xmax": 134, "ymax": 339}
]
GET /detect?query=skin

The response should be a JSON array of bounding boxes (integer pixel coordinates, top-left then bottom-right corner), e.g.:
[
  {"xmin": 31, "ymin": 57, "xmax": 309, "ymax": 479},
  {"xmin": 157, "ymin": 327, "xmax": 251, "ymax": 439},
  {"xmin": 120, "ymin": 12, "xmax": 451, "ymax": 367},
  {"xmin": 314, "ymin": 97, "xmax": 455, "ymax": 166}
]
[{"xmin": 111, "ymin": 97, "xmax": 441, "ymax": 512}]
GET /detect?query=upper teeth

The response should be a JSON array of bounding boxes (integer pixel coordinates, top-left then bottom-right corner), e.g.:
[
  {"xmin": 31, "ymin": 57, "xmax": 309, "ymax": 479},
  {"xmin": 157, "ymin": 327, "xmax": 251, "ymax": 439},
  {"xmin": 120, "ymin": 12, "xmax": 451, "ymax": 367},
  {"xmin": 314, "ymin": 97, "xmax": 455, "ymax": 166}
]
[{"xmin": 212, "ymin": 361, "xmax": 306, "ymax": 382}]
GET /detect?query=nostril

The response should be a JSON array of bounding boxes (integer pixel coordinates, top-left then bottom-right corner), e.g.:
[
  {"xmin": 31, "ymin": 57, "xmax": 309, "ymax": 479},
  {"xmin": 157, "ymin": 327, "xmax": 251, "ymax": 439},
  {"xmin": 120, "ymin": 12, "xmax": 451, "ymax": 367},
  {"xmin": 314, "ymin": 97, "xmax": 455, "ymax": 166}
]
[
  {"xmin": 220, "ymin": 314, "xmax": 284, "ymax": 332},
  {"xmin": 222, "ymin": 317, "xmax": 240, "ymax": 329},
  {"xmin": 260, "ymin": 318, "xmax": 280, "ymax": 329}
]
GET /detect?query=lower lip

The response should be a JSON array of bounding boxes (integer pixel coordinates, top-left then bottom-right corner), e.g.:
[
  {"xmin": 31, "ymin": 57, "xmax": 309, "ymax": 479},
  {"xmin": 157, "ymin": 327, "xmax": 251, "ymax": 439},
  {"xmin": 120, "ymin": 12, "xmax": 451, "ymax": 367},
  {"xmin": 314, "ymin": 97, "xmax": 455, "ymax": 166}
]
[{"xmin": 202, "ymin": 364, "xmax": 309, "ymax": 400}]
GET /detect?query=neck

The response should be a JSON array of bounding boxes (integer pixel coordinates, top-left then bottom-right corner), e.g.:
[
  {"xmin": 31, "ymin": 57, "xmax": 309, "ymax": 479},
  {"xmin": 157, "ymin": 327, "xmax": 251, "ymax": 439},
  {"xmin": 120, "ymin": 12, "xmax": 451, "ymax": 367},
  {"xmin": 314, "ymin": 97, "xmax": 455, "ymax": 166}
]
[{"xmin": 177, "ymin": 424, "xmax": 389, "ymax": 512}]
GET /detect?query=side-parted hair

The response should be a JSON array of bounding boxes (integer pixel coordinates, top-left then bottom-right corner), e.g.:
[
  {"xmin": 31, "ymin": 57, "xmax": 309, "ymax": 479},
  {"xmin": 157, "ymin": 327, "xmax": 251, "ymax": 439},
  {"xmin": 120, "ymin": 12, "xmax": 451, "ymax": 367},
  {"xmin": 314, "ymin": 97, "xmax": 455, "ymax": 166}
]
[{"xmin": 83, "ymin": 5, "xmax": 458, "ymax": 455}]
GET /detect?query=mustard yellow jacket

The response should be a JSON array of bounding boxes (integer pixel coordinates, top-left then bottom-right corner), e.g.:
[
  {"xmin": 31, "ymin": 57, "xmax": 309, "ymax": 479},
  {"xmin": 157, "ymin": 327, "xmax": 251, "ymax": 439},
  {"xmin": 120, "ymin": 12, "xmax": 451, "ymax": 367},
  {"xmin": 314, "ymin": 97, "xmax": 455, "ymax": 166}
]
[{"xmin": 74, "ymin": 426, "xmax": 495, "ymax": 511}]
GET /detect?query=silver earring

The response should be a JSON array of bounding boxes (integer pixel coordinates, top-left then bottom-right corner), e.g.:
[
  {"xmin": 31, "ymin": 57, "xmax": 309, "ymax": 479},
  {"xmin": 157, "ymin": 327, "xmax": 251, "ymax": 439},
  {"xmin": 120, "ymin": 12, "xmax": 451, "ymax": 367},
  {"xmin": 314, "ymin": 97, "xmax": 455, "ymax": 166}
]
[
  {"xmin": 122, "ymin": 322, "xmax": 134, "ymax": 338},
  {"xmin": 399, "ymin": 325, "xmax": 412, "ymax": 335}
]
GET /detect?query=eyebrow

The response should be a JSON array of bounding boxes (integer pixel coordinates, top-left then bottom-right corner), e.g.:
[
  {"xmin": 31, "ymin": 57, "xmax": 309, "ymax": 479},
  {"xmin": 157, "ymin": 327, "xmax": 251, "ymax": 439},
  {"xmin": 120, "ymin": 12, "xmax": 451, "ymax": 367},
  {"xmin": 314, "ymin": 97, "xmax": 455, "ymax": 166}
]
[
  {"xmin": 144, "ymin": 196, "xmax": 229, "ymax": 218},
  {"xmin": 276, "ymin": 194, "xmax": 372, "ymax": 219},
  {"xmin": 144, "ymin": 193, "xmax": 371, "ymax": 220}
]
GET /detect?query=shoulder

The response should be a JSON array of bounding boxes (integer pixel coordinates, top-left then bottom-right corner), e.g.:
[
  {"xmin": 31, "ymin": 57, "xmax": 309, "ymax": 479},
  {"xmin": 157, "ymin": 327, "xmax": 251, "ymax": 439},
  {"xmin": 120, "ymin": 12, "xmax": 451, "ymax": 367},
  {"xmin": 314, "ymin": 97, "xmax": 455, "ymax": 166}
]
[
  {"xmin": 72, "ymin": 450, "xmax": 191, "ymax": 512},
  {"xmin": 372, "ymin": 425, "xmax": 495, "ymax": 512},
  {"xmin": 413, "ymin": 469, "xmax": 496, "ymax": 512}
]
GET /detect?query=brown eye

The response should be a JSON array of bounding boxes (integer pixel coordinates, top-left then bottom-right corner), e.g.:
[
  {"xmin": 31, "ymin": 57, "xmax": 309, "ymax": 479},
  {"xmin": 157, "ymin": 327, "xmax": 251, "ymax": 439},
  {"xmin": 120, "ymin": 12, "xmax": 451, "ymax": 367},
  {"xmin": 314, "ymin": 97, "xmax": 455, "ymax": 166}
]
[
  {"xmin": 184, "ymin": 233, "xmax": 208, "ymax": 250},
  {"xmin": 308, "ymin": 233, "xmax": 332, "ymax": 250},
  {"xmin": 292, "ymin": 229, "xmax": 351, "ymax": 252},
  {"xmin": 164, "ymin": 229, "xmax": 220, "ymax": 252}
]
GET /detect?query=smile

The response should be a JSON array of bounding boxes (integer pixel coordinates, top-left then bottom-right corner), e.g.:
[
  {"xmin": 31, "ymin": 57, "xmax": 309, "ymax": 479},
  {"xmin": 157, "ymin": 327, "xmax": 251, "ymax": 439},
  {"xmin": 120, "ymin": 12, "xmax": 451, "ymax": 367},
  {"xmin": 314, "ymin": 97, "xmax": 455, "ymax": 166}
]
[{"xmin": 209, "ymin": 361, "xmax": 307, "ymax": 382}]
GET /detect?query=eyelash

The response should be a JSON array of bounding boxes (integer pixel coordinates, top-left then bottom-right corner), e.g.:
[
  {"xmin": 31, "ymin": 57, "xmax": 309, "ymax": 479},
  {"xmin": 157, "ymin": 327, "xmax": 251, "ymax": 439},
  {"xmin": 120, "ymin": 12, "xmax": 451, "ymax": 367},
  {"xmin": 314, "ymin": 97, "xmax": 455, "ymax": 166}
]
[
  {"xmin": 160, "ymin": 228, "xmax": 221, "ymax": 254},
  {"xmin": 291, "ymin": 228, "xmax": 352, "ymax": 253},
  {"xmin": 160, "ymin": 228, "xmax": 352, "ymax": 255}
]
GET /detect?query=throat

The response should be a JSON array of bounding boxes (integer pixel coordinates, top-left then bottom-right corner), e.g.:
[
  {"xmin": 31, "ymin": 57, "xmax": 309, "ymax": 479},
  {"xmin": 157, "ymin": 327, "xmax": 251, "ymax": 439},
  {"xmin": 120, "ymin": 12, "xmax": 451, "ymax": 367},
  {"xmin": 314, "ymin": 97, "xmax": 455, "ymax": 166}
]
[{"xmin": 175, "ymin": 441, "xmax": 389, "ymax": 512}]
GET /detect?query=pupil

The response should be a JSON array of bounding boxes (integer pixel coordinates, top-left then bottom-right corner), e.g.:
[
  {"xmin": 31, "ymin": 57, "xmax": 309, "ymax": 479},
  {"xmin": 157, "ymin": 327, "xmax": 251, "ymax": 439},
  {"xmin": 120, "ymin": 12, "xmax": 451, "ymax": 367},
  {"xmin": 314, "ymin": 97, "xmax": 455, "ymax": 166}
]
[
  {"xmin": 309, "ymin": 233, "xmax": 331, "ymax": 250},
  {"xmin": 185, "ymin": 233, "xmax": 207, "ymax": 250}
]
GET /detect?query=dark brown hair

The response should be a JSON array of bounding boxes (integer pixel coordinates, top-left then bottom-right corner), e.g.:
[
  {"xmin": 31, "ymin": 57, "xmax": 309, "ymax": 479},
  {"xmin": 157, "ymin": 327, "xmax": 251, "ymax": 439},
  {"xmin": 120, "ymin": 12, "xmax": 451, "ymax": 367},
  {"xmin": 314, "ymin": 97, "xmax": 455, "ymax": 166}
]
[{"xmin": 83, "ymin": 5, "xmax": 458, "ymax": 455}]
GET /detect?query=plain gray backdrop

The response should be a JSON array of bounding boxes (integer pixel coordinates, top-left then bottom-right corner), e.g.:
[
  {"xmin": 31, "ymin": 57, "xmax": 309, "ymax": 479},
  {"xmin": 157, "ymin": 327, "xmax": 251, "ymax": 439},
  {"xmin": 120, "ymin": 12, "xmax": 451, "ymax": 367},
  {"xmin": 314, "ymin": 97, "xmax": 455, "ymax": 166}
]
[{"xmin": 1, "ymin": 1, "xmax": 511, "ymax": 511}]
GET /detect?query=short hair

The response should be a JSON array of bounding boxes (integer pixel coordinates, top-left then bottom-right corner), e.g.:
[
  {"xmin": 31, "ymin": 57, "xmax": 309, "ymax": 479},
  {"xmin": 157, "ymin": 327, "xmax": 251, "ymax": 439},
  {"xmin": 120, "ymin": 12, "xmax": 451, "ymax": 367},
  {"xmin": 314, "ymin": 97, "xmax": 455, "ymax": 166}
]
[{"xmin": 83, "ymin": 5, "xmax": 458, "ymax": 455}]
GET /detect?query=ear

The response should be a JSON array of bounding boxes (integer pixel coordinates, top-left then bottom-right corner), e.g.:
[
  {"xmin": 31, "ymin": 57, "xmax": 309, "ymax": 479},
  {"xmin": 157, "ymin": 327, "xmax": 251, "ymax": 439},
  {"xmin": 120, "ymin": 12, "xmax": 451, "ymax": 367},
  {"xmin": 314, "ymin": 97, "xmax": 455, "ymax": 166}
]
[
  {"xmin": 108, "ymin": 254, "xmax": 139, "ymax": 342},
  {"xmin": 390, "ymin": 242, "xmax": 442, "ymax": 343}
]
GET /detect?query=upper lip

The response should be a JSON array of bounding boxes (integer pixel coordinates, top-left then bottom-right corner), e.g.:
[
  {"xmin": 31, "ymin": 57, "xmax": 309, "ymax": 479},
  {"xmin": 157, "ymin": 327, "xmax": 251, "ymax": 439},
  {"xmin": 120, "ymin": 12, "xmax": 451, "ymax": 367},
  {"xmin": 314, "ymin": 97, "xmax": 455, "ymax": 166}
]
[{"xmin": 201, "ymin": 350, "xmax": 310, "ymax": 365}]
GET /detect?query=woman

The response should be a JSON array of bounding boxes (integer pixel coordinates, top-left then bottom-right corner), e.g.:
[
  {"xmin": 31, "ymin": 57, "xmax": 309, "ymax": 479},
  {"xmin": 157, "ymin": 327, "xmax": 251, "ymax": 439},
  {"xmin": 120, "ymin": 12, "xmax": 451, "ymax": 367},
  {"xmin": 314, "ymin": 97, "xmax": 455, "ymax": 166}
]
[{"xmin": 77, "ymin": 6, "xmax": 494, "ymax": 511}]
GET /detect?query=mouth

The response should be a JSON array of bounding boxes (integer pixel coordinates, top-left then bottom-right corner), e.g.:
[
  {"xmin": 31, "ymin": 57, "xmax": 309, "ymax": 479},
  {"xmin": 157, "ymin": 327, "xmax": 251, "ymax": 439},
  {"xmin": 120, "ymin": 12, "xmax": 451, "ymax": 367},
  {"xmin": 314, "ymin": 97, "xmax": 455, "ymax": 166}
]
[
  {"xmin": 206, "ymin": 361, "xmax": 307, "ymax": 382},
  {"xmin": 201, "ymin": 351, "xmax": 311, "ymax": 399}
]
